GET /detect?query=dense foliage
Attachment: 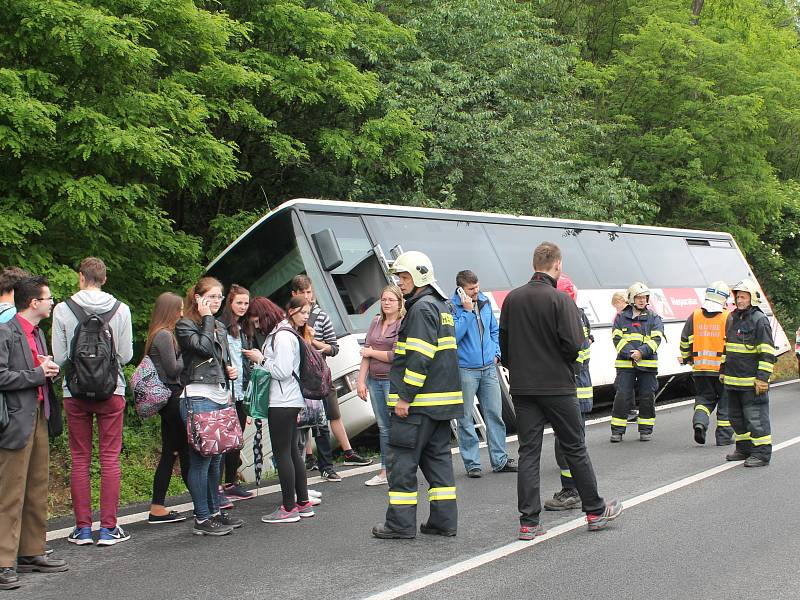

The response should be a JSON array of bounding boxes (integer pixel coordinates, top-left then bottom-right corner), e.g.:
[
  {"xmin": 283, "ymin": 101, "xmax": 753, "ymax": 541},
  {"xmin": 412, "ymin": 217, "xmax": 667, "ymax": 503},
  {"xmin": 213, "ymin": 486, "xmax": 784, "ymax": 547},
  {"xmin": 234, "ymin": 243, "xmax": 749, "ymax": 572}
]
[{"xmin": 2, "ymin": 0, "xmax": 799, "ymax": 336}]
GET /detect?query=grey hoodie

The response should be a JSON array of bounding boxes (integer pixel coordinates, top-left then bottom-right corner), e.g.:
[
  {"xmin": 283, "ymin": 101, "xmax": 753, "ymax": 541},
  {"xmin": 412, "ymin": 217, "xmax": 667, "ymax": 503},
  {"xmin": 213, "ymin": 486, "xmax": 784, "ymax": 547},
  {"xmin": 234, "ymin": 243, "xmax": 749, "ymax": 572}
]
[{"xmin": 52, "ymin": 289, "xmax": 134, "ymax": 397}]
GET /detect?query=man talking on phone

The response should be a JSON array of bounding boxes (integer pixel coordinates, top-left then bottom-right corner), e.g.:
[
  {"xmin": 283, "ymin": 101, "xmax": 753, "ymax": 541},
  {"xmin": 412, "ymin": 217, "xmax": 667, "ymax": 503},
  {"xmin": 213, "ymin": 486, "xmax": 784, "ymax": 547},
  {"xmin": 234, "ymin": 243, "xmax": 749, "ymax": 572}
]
[{"xmin": 452, "ymin": 270, "xmax": 516, "ymax": 478}]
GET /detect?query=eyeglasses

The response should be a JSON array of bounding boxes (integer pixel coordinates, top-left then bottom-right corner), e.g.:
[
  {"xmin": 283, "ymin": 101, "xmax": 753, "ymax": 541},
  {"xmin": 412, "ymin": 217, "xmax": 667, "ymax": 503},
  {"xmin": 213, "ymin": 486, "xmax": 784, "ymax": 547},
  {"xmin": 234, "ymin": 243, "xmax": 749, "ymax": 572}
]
[
  {"xmin": 381, "ymin": 298, "xmax": 399, "ymax": 303},
  {"xmin": 36, "ymin": 297, "xmax": 55, "ymax": 303},
  {"xmin": 204, "ymin": 295, "xmax": 225, "ymax": 301}
]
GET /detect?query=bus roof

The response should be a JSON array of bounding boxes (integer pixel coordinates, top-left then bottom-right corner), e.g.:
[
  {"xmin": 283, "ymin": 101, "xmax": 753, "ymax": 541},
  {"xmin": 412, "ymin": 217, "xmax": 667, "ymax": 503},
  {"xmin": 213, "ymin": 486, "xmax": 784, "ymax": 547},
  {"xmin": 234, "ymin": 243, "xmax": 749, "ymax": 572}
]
[{"xmin": 207, "ymin": 198, "xmax": 736, "ymax": 271}]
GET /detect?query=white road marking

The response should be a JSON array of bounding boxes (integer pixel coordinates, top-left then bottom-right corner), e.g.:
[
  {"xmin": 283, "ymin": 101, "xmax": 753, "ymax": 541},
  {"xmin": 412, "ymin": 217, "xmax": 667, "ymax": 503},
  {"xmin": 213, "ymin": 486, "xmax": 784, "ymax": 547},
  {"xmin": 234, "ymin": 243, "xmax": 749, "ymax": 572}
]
[
  {"xmin": 363, "ymin": 433, "xmax": 800, "ymax": 600},
  {"xmin": 46, "ymin": 380, "xmax": 799, "ymax": 541}
]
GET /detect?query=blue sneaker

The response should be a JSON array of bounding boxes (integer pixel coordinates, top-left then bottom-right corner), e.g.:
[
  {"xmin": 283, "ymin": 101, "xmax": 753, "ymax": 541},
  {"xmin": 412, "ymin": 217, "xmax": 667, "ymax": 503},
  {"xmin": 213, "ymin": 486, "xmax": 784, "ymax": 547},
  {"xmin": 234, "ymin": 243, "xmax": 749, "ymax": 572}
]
[
  {"xmin": 96, "ymin": 526, "xmax": 131, "ymax": 546},
  {"xmin": 66, "ymin": 526, "xmax": 93, "ymax": 546}
]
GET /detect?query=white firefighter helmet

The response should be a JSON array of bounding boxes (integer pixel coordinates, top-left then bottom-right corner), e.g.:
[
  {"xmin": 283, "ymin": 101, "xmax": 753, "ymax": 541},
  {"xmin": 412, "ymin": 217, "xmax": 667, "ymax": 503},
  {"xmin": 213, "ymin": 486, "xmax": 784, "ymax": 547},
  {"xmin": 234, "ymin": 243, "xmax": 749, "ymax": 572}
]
[
  {"xmin": 731, "ymin": 279, "xmax": 761, "ymax": 306},
  {"xmin": 704, "ymin": 281, "xmax": 731, "ymax": 307},
  {"xmin": 390, "ymin": 251, "xmax": 437, "ymax": 288},
  {"xmin": 627, "ymin": 282, "xmax": 650, "ymax": 305}
]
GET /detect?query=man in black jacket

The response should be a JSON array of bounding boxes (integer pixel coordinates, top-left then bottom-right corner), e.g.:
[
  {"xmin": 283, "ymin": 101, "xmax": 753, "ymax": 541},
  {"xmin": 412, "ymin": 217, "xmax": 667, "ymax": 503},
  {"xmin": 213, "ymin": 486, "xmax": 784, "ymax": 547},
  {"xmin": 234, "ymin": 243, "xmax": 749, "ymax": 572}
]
[
  {"xmin": 500, "ymin": 242, "xmax": 621, "ymax": 539},
  {"xmin": 0, "ymin": 276, "xmax": 67, "ymax": 590}
]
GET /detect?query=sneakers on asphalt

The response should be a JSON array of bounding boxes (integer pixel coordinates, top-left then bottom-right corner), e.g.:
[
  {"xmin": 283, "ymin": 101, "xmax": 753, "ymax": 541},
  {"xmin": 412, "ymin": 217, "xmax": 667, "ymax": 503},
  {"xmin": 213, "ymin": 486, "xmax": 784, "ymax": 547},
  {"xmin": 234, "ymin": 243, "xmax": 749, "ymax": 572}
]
[
  {"xmin": 726, "ymin": 451, "xmax": 748, "ymax": 461},
  {"xmin": 518, "ymin": 523, "xmax": 547, "ymax": 540},
  {"xmin": 218, "ymin": 495, "xmax": 234, "ymax": 510},
  {"xmin": 305, "ymin": 455, "xmax": 319, "ymax": 471},
  {"xmin": 343, "ymin": 450, "xmax": 373, "ymax": 466},
  {"xmin": 320, "ymin": 468, "xmax": 342, "ymax": 482},
  {"xmin": 639, "ymin": 432, "xmax": 652, "ymax": 442},
  {"xmin": 213, "ymin": 511, "xmax": 244, "ymax": 529},
  {"xmin": 0, "ymin": 567, "xmax": 20, "ymax": 590},
  {"xmin": 96, "ymin": 526, "xmax": 131, "ymax": 546},
  {"xmin": 544, "ymin": 488, "xmax": 581, "ymax": 511},
  {"xmin": 694, "ymin": 425, "xmax": 706, "ymax": 445},
  {"xmin": 467, "ymin": 468, "xmax": 482, "ymax": 478},
  {"xmin": 610, "ymin": 433, "xmax": 623, "ymax": 443},
  {"xmin": 66, "ymin": 526, "xmax": 93, "ymax": 546},
  {"xmin": 744, "ymin": 456, "xmax": 769, "ymax": 467},
  {"xmin": 44, "ymin": 544, "xmax": 54, "ymax": 556},
  {"xmin": 148, "ymin": 511, "xmax": 186, "ymax": 524},
  {"xmin": 16, "ymin": 555, "xmax": 68, "ymax": 573},
  {"xmin": 495, "ymin": 458, "xmax": 518, "ymax": 473},
  {"xmin": 365, "ymin": 473, "xmax": 389, "ymax": 486},
  {"xmin": 586, "ymin": 499, "xmax": 623, "ymax": 531},
  {"xmin": 261, "ymin": 505, "xmax": 301, "ymax": 524},
  {"xmin": 193, "ymin": 518, "xmax": 232, "ymax": 536},
  {"xmin": 223, "ymin": 483, "xmax": 254, "ymax": 500},
  {"xmin": 296, "ymin": 501, "xmax": 316, "ymax": 518},
  {"xmin": 308, "ymin": 489, "xmax": 322, "ymax": 499}
]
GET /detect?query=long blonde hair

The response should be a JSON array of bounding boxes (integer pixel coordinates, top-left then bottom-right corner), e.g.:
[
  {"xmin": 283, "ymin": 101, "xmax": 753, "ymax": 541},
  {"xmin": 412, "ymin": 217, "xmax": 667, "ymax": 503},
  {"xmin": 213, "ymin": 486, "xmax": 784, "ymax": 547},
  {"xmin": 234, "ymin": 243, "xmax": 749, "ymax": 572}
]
[{"xmin": 380, "ymin": 285, "xmax": 405, "ymax": 322}]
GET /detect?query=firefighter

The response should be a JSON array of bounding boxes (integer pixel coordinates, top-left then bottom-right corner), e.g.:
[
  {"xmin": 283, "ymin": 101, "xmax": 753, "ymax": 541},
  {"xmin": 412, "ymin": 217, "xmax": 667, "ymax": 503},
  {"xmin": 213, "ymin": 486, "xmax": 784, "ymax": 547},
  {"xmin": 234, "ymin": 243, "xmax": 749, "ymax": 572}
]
[
  {"xmin": 720, "ymin": 279, "xmax": 776, "ymax": 467},
  {"xmin": 545, "ymin": 274, "xmax": 594, "ymax": 511},
  {"xmin": 679, "ymin": 281, "xmax": 734, "ymax": 446},
  {"xmin": 372, "ymin": 251, "xmax": 463, "ymax": 539},
  {"xmin": 610, "ymin": 282, "xmax": 664, "ymax": 442}
]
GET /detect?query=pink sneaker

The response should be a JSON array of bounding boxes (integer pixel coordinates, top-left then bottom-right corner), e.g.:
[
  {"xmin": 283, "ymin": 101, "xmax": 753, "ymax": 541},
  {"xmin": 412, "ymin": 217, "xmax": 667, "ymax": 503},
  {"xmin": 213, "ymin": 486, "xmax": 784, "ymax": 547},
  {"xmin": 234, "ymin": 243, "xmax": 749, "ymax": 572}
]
[
  {"xmin": 296, "ymin": 501, "xmax": 316, "ymax": 519},
  {"xmin": 261, "ymin": 505, "xmax": 300, "ymax": 524}
]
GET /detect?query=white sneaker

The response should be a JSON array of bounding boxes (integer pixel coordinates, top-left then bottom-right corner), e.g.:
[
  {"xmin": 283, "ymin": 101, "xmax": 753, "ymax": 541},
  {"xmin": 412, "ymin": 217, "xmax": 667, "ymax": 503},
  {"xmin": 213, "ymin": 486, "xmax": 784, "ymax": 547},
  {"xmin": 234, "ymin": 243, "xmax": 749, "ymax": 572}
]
[
  {"xmin": 308, "ymin": 489, "xmax": 322, "ymax": 499},
  {"xmin": 295, "ymin": 494, "xmax": 322, "ymax": 506},
  {"xmin": 365, "ymin": 474, "xmax": 388, "ymax": 487}
]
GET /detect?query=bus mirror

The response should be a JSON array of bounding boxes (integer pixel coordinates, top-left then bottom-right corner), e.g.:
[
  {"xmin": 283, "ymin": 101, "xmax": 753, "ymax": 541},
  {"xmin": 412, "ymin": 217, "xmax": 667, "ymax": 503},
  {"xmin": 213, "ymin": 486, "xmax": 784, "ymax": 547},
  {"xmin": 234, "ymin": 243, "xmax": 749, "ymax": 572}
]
[{"xmin": 312, "ymin": 229, "xmax": 344, "ymax": 271}]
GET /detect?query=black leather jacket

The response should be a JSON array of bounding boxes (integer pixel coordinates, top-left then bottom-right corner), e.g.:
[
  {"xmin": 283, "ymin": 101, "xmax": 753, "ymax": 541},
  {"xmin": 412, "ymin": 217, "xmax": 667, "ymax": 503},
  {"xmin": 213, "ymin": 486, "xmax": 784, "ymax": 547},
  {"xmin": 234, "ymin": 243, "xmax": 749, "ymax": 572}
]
[{"xmin": 175, "ymin": 316, "xmax": 232, "ymax": 387}]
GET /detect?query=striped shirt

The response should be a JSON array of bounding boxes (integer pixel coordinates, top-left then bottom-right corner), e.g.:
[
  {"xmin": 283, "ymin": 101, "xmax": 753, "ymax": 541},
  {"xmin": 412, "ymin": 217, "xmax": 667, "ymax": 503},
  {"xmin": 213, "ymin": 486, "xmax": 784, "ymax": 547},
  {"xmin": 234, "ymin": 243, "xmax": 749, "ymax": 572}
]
[{"xmin": 310, "ymin": 305, "xmax": 339, "ymax": 357}]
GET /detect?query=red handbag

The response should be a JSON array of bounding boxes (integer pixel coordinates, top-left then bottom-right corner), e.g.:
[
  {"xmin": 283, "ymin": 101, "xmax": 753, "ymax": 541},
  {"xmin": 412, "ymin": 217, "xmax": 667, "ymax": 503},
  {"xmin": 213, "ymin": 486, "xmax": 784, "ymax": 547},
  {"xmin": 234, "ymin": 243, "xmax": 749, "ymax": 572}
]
[{"xmin": 186, "ymin": 402, "xmax": 244, "ymax": 457}]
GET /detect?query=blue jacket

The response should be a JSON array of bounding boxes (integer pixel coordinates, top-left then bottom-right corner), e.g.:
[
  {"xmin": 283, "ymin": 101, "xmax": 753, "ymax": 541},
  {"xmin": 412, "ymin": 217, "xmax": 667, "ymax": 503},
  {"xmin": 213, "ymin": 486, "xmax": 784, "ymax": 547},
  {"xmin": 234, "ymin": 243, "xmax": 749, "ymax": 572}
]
[{"xmin": 452, "ymin": 291, "xmax": 500, "ymax": 369}]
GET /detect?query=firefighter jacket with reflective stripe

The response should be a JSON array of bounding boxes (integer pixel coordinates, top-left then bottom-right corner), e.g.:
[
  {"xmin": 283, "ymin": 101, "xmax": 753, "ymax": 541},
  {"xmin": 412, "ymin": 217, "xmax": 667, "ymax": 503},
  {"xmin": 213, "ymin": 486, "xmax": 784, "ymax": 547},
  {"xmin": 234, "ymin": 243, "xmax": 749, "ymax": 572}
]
[
  {"xmin": 612, "ymin": 305, "xmax": 663, "ymax": 372},
  {"xmin": 680, "ymin": 308, "xmax": 728, "ymax": 376},
  {"xmin": 576, "ymin": 309, "xmax": 593, "ymax": 401},
  {"xmin": 389, "ymin": 287, "xmax": 464, "ymax": 420},
  {"xmin": 719, "ymin": 306, "xmax": 776, "ymax": 388}
]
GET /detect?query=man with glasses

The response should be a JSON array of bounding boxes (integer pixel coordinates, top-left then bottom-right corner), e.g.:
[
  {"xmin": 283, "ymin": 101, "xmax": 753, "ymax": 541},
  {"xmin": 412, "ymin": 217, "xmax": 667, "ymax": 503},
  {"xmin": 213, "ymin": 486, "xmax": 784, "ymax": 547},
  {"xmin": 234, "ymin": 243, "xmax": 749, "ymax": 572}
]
[
  {"xmin": 52, "ymin": 257, "xmax": 134, "ymax": 546},
  {"xmin": 0, "ymin": 276, "xmax": 66, "ymax": 590}
]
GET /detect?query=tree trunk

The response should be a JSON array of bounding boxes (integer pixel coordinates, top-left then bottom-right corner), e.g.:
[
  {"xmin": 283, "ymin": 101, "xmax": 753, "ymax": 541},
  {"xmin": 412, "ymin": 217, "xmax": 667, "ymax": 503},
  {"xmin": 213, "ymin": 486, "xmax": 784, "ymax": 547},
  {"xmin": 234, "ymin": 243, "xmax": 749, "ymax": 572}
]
[{"xmin": 691, "ymin": 0, "xmax": 704, "ymax": 24}]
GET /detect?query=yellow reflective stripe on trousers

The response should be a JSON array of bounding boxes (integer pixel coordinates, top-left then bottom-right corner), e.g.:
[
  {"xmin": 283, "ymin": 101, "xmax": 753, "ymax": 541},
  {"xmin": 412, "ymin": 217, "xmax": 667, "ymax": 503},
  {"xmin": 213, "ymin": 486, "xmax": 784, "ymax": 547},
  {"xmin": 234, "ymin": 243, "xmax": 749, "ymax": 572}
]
[
  {"xmin": 757, "ymin": 361, "xmax": 774, "ymax": 373},
  {"xmin": 610, "ymin": 417, "xmax": 628, "ymax": 427},
  {"xmin": 694, "ymin": 404, "xmax": 711, "ymax": 416},
  {"xmin": 560, "ymin": 469, "xmax": 572, "ymax": 479},
  {"xmin": 577, "ymin": 387, "xmax": 593, "ymax": 399},
  {"xmin": 405, "ymin": 337, "xmax": 436, "ymax": 358},
  {"xmin": 725, "ymin": 343, "xmax": 757, "ymax": 354},
  {"xmin": 717, "ymin": 420, "xmax": 731, "ymax": 427},
  {"xmin": 637, "ymin": 417, "xmax": 655, "ymax": 426},
  {"xmin": 734, "ymin": 431, "xmax": 752, "ymax": 442},
  {"xmin": 388, "ymin": 392, "xmax": 464, "ymax": 407},
  {"xmin": 403, "ymin": 368, "xmax": 427, "ymax": 387},
  {"xmin": 751, "ymin": 434, "xmax": 772, "ymax": 446},
  {"xmin": 389, "ymin": 491, "xmax": 418, "ymax": 505},
  {"xmin": 725, "ymin": 375, "xmax": 756, "ymax": 387},
  {"xmin": 428, "ymin": 486, "xmax": 457, "ymax": 501}
]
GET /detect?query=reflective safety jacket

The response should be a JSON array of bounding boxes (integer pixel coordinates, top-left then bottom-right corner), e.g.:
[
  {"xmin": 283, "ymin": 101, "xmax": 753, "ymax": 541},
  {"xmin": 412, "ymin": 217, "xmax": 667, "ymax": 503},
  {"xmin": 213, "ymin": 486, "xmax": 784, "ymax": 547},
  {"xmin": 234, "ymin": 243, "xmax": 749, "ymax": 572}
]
[
  {"xmin": 576, "ymin": 309, "xmax": 593, "ymax": 403},
  {"xmin": 680, "ymin": 308, "xmax": 728, "ymax": 376},
  {"xmin": 612, "ymin": 305, "xmax": 663, "ymax": 372},
  {"xmin": 720, "ymin": 306, "xmax": 776, "ymax": 388},
  {"xmin": 389, "ymin": 287, "xmax": 464, "ymax": 420}
]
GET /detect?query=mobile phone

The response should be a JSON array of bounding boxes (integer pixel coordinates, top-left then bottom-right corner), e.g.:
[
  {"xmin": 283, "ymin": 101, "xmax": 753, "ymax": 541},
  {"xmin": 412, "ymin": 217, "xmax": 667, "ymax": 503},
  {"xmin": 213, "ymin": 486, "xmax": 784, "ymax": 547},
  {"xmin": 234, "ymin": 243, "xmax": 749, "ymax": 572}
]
[{"xmin": 456, "ymin": 286, "xmax": 469, "ymax": 303}]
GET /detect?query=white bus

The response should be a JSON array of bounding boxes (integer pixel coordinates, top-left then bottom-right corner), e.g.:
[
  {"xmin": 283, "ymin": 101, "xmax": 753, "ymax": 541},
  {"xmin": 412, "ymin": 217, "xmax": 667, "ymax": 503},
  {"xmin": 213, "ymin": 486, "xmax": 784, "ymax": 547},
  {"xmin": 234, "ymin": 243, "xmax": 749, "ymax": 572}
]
[{"xmin": 207, "ymin": 199, "xmax": 791, "ymax": 454}]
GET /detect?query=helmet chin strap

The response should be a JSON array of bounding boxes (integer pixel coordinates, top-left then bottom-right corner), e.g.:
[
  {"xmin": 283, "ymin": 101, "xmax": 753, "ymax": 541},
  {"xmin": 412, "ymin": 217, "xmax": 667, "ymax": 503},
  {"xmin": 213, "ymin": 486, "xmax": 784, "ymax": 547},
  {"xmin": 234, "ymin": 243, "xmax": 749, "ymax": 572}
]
[{"xmin": 403, "ymin": 286, "xmax": 418, "ymax": 300}]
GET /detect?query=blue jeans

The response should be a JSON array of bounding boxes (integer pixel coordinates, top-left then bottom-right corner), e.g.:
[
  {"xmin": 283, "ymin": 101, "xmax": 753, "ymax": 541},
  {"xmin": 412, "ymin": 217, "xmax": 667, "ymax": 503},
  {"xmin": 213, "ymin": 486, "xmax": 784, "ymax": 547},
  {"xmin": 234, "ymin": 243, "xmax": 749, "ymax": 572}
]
[
  {"xmin": 180, "ymin": 396, "xmax": 224, "ymax": 521},
  {"xmin": 457, "ymin": 365, "xmax": 508, "ymax": 472},
  {"xmin": 367, "ymin": 376, "xmax": 391, "ymax": 468}
]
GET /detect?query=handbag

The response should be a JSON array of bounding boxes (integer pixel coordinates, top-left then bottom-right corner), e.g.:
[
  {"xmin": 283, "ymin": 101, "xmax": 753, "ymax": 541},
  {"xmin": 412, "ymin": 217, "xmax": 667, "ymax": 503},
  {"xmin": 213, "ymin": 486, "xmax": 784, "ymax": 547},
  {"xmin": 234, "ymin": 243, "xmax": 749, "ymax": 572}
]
[
  {"xmin": 297, "ymin": 397, "xmax": 327, "ymax": 429},
  {"xmin": 0, "ymin": 391, "xmax": 9, "ymax": 432},
  {"xmin": 186, "ymin": 400, "xmax": 244, "ymax": 457},
  {"xmin": 130, "ymin": 356, "xmax": 172, "ymax": 419},
  {"xmin": 243, "ymin": 366, "xmax": 271, "ymax": 419}
]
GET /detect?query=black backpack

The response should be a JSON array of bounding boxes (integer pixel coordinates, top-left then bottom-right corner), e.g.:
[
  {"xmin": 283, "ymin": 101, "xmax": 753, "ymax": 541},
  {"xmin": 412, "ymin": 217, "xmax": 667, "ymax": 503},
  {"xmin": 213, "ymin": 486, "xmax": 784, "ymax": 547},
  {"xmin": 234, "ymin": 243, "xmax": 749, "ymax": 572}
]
[{"xmin": 65, "ymin": 299, "xmax": 121, "ymax": 401}]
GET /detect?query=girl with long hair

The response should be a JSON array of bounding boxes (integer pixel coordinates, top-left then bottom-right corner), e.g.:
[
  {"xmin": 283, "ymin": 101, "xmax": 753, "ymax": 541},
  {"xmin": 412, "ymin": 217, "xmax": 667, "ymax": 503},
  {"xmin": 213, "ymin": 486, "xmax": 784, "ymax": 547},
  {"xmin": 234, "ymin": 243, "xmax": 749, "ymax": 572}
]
[
  {"xmin": 146, "ymin": 292, "xmax": 189, "ymax": 523},
  {"xmin": 357, "ymin": 285, "xmax": 404, "ymax": 486},
  {"xmin": 218, "ymin": 284, "xmax": 254, "ymax": 502},
  {"xmin": 245, "ymin": 296, "xmax": 314, "ymax": 524},
  {"xmin": 175, "ymin": 277, "xmax": 242, "ymax": 536}
]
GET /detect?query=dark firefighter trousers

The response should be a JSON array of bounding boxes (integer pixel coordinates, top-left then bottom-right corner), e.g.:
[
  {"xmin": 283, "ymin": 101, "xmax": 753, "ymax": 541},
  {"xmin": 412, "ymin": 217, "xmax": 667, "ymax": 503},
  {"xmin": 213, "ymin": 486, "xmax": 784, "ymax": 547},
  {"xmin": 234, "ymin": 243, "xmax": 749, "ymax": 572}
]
[
  {"xmin": 554, "ymin": 413, "xmax": 587, "ymax": 489},
  {"xmin": 515, "ymin": 394, "xmax": 605, "ymax": 525},
  {"xmin": 611, "ymin": 370, "xmax": 657, "ymax": 434},
  {"xmin": 692, "ymin": 376, "xmax": 733, "ymax": 445},
  {"xmin": 384, "ymin": 413, "xmax": 457, "ymax": 535},
  {"xmin": 727, "ymin": 388, "xmax": 772, "ymax": 462}
]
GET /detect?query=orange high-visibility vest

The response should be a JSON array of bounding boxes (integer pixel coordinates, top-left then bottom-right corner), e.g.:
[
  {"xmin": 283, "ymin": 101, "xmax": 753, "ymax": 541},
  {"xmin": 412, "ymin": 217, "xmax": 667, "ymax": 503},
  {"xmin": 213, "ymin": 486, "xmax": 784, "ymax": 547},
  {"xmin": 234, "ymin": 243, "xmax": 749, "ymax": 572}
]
[{"xmin": 692, "ymin": 308, "xmax": 728, "ymax": 373}]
